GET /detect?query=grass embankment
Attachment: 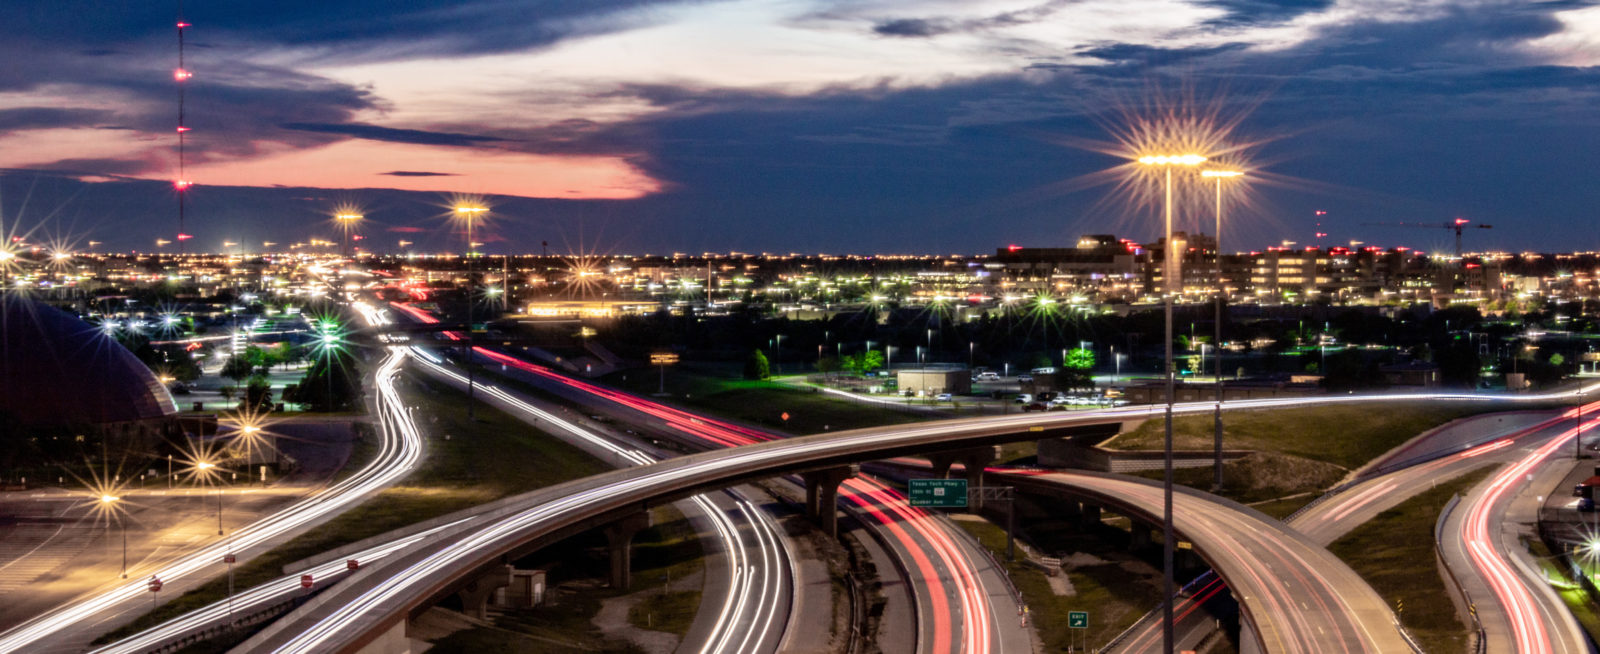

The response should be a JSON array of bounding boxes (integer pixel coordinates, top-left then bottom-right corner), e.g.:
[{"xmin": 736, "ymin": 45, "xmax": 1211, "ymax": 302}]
[
  {"xmin": 98, "ymin": 373, "xmax": 610, "ymax": 645},
  {"xmin": 1328, "ymin": 469, "xmax": 1491, "ymax": 653},
  {"xmin": 1120, "ymin": 402, "xmax": 1560, "ymax": 508},
  {"xmin": 1529, "ymin": 538, "xmax": 1600, "ymax": 645},
  {"xmin": 956, "ymin": 518, "xmax": 1158, "ymax": 652},
  {"xmin": 429, "ymin": 504, "xmax": 703, "ymax": 654},
  {"xmin": 602, "ymin": 366, "xmax": 925, "ymax": 434}
]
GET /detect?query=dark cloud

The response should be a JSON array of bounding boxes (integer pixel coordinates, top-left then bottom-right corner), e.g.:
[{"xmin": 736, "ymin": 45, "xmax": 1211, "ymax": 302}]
[
  {"xmin": 280, "ymin": 122, "xmax": 504, "ymax": 146},
  {"xmin": 873, "ymin": 18, "xmax": 955, "ymax": 38},
  {"xmin": 1079, "ymin": 43, "xmax": 1251, "ymax": 66},
  {"xmin": 0, "ymin": 107, "xmax": 111, "ymax": 133},
  {"xmin": 380, "ymin": 171, "xmax": 458, "ymax": 177},
  {"xmin": 1198, "ymin": 0, "xmax": 1334, "ymax": 27}
]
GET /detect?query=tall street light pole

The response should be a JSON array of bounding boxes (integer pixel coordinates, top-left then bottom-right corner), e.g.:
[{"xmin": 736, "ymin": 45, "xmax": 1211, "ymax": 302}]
[
  {"xmin": 196, "ymin": 461, "xmax": 223, "ymax": 536},
  {"xmin": 101, "ymin": 495, "xmax": 126, "ymax": 578},
  {"xmin": 1138, "ymin": 152, "xmax": 1206, "ymax": 654},
  {"xmin": 1202, "ymin": 169, "xmax": 1242, "ymax": 491},
  {"xmin": 334, "ymin": 212, "xmax": 362, "ymax": 258},
  {"xmin": 456, "ymin": 205, "xmax": 487, "ymax": 419}
]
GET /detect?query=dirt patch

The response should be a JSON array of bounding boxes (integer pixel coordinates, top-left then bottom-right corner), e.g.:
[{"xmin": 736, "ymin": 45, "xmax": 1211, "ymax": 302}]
[{"xmin": 1221, "ymin": 451, "xmax": 1346, "ymax": 499}]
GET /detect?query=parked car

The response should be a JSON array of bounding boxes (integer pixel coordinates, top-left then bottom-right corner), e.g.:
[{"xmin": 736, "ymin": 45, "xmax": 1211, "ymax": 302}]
[
  {"xmin": 935, "ymin": 393, "xmax": 953, "ymax": 402},
  {"xmin": 975, "ymin": 372, "xmax": 1001, "ymax": 381},
  {"xmin": 1014, "ymin": 393, "xmax": 1033, "ymax": 404},
  {"xmin": 1022, "ymin": 401, "xmax": 1049, "ymax": 412},
  {"xmin": 1017, "ymin": 374, "xmax": 1034, "ymax": 382}
]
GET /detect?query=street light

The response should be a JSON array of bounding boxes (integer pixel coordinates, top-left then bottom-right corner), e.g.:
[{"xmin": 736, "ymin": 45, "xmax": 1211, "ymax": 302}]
[
  {"xmin": 455, "ymin": 203, "xmax": 488, "ymax": 419},
  {"xmin": 334, "ymin": 211, "xmax": 363, "ymax": 258},
  {"xmin": 195, "ymin": 460, "xmax": 223, "ymax": 536},
  {"xmin": 1139, "ymin": 151, "xmax": 1207, "ymax": 654},
  {"xmin": 1202, "ymin": 169, "xmax": 1242, "ymax": 491},
  {"xmin": 100, "ymin": 494, "xmax": 127, "ymax": 578}
]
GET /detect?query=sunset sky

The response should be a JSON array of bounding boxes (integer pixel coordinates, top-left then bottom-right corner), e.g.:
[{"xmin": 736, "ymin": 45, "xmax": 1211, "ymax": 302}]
[{"xmin": 3, "ymin": 0, "xmax": 1599, "ymax": 254}]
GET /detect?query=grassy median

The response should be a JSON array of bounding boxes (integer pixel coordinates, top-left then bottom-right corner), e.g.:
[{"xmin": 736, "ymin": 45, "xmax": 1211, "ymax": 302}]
[
  {"xmin": 97, "ymin": 372, "xmax": 610, "ymax": 645},
  {"xmin": 1328, "ymin": 468, "xmax": 1491, "ymax": 653},
  {"xmin": 602, "ymin": 367, "xmax": 926, "ymax": 434}
]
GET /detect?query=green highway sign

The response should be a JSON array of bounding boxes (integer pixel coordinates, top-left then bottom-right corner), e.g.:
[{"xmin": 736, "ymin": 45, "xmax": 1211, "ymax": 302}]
[
  {"xmin": 907, "ymin": 478, "xmax": 968, "ymax": 508},
  {"xmin": 1068, "ymin": 611, "xmax": 1089, "ymax": 629}
]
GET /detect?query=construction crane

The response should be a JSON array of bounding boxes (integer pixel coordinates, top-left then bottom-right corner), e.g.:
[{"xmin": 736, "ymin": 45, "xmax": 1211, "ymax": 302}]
[{"xmin": 1360, "ymin": 218, "xmax": 1493, "ymax": 258}]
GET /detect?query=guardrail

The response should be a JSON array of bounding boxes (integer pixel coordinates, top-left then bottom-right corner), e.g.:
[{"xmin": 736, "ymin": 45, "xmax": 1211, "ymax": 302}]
[{"xmin": 1435, "ymin": 494, "xmax": 1488, "ymax": 654}]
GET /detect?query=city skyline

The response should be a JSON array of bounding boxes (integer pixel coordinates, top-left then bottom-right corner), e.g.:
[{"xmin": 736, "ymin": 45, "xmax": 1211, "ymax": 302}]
[{"xmin": 3, "ymin": 2, "xmax": 1599, "ymax": 253}]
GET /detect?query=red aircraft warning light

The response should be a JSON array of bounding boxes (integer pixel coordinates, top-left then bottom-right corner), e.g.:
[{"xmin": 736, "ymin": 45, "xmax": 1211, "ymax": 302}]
[{"xmin": 173, "ymin": 68, "xmax": 193, "ymax": 81}]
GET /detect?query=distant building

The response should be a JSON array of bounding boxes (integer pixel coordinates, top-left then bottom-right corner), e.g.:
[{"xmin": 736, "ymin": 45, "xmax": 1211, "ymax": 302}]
[
  {"xmin": 0, "ymin": 298, "xmax": 178, "ymax": 439},
  {"xmin": 895, "ymin": 369, "xmax": 971, "ymax": 395}
]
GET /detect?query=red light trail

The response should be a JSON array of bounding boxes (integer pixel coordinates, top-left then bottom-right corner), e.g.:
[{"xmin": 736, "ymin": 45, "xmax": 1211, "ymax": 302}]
[{"xmin": 389, "ymin": 301, "xmax": 997, "ymax": 653}]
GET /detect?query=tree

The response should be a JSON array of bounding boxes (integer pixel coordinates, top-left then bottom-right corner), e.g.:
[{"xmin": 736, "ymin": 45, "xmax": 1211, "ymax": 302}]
[
  {"xmin": 288, "ymin": 354, "xmax": 362, "ymax": 411},
  {"xmin": 221, "ymin": 354, "xmax": 257, "ymax": 384},
  {"xmin": 816, "ymin": 356, "xmax": 841, "ymax": 376},
  {"xmin": 743, "ymin": 349, "xmax": 771, "ymax": 380},
  {"xmin": 1064, "ymin": 347, "xmax": 1095, "ymax": 370},
  {"xmin": 243, "ymin": 375, "xmax": 273, "ymax": 411},
  {"xmin": 218, "ymin": 385, "xmax": 237, "ymax": 404},
  {"xmin": 857, "ymin": 350, "xmax": 884, "ymax": 374}
]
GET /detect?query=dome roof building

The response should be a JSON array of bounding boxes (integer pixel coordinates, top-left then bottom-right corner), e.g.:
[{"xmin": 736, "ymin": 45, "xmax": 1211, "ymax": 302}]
[{"xmin": 0, "ymin": 298, "xmax": 178, "ymax": 428}]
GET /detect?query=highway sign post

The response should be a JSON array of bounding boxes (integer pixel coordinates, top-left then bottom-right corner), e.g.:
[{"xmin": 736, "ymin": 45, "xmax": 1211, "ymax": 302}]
[
  {"xmin": 908, "ymin": 478, "xmax": 968, "ymax": 508},
  {"xmin": 650, "ymin": 352, "xmax": 678, "ymax": 395},
  {"xmin": 1069, "ymin": 611, "xmax": 1089, "ymax": 652}
]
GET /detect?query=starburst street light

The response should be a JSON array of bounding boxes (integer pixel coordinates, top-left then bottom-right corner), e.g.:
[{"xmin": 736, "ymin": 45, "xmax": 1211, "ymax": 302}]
[
  {"xmin": 1201, "ymin": 169, "xmax": 1244, "ymax": 493},
  {"xmin": 453, "ymin": 201, "xmax": 489, "ymax": 419},
  {"xmin": 1137, "ymin": 150, "xmax": 1206, "ymax": 654},
  {"xmin": 98, "ymin": 494, "xmax": 129, "ymax": 578},
  {"xmin": 333, "ymin": 207, "xmax": 364, "ymax": 258}
]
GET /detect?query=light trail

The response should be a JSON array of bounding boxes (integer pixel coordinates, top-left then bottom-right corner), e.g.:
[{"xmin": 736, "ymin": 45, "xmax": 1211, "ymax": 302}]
[
  {"xmin": 1458, "ymin": 408, "xmax": 1600, "ymax": 654},
  {"xmin": 0, "ymin": 303, "xmax": 423, "ymax": 654},
  {"xmin": 410, "ymin": 355, "xmax": 789, "ymax": 654},
  {"xmin": 89, "ymin": 520, "xmax": 471, "ymax": 654},
  {"xmin": 466, "ymin": 343, "xmax": 991, "ymax": 653},
  {"xmin": 393, "ymin": 302, "xmax": 991, "ymax": 653}
]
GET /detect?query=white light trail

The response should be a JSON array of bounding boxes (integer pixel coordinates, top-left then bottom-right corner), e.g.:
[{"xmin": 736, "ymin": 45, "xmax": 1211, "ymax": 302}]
[
  {"xmin": 411, "ymin": 354, "xmax": 789, "ymax": 654},
  {"xmin": 0, "ymin": 304, "xmax": 421, "ymax": 654}
]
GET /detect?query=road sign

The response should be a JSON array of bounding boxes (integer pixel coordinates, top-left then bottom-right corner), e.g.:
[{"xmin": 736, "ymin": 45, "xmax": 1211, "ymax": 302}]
[
  {"xmin": 1068, "ymin": 611, "xmax": 1089, "ymax": 629},
  {"xmin": 908, "ymin": 478, "xmax": 968, "ymax": 508},
  {"xmin": 300, "ymin": 574, "xmax": 314, "ymax": 589},
  {"xmin": 223, "ymin": 554, "xmax": 236, "ymax": 564},
  {"xmin": 650, "ymin": 352, "xmax": 679, "ymax": 365},
  {"xmin": 780, "ymin": 412, "xmax": 790, "ymax": 422},
  {"xmin": 148, "ymin": 576, "xmax": 162, "ymax": 593},
  {"xmin": 347, "ymin": 559, "xmax": 360, "ymax": 571}
]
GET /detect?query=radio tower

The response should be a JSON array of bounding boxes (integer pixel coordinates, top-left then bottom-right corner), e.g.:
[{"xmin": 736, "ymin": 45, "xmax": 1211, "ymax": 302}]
[{"xmin": 173, "ymin": 4, "xmax": 194, "ymax": 254}]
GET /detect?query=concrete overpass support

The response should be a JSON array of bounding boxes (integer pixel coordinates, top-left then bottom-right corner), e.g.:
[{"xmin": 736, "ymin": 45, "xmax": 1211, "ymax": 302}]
[
  {"xmin": 605, "ymin": 512, "xmax": 654, "ymax": 590},
  {"xmin": 1080, "ymin": 503, "xmax": 1102, "ymax": 527},
  {"xmin": 802, "ymin": 465, "xmax": 859, "ymax": 538},
  {"xmin": 456, "ymin": 564, "xmax": 513, "ymax": 620},
  {"xmin": 926, "ymin": 446, "xmax": 1000, "ymax": 507}
]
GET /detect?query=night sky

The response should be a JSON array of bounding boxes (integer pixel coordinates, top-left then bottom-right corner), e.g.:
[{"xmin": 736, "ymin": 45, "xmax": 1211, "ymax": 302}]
[{"xmin": 2, "ymin": 0, "xmax": 1598, "ymax": 256}]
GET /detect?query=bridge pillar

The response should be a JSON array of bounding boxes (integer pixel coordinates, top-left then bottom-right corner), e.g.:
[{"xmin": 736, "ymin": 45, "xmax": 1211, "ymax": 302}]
[
  {"xmin": 927, "ymin": 446, "xmax": 1000, "ymax": 508},
  {"xmin": 803, "ymin": 464, "xmax": 859, "ymax": 538},
  {"xmin": 456, "ymin": 564, "xmax": 513, "ymax": 620},
  {"xmin": 1080, "ymin": 503, "xmax": 1102, "ymax": 527},
  {"xmin": 605, "ymin": 512, "xmax": 653, "ymax": 590},
  {"xmin": 1129, "ymin": 523, "xmax": 1153, "ymax": 553}
]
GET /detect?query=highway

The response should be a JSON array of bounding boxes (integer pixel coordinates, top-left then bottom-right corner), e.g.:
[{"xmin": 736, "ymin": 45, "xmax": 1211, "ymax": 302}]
[
  {"xmin": 0, "ymin": 303, "xmax": 423, "ymax": 654},
  {"xmin": 464, "ymin": 343, "xmax": 1026, "ymax": 654},
  {"xmin": 394, "ymin": 300, "xmax": 1024, "ymax": 654},
  {"xmin": 408, "ymin": 351, "xmax": 795, "ymax": 654},
  {"xmin": 1001, "ymin": 469, "xmax": 1414, "ymax": 652},
  {"xmin": 1439, "ymin": 411, "xmax": 1599, "ymax": 654},
  {"xmin": 230, "ymin": 396, "xmax": 1425, "ymax": 654}
]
